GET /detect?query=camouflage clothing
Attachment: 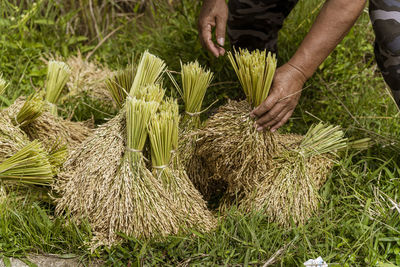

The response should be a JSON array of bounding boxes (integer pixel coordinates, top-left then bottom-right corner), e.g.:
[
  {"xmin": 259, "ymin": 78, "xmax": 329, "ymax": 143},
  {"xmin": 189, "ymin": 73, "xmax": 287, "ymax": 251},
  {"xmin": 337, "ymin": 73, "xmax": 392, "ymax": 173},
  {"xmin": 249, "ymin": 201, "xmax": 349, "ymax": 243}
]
[
  {"xmin": 227, "ymin": 0, "xmax": 298, "ymax": 53},
  {"xmin": 370, "ymin": 0, "xmax": 400, "ymax": 107},
  {"xmin": 228, "ymin": 0, "xmax": 400, "ymax": 107}
]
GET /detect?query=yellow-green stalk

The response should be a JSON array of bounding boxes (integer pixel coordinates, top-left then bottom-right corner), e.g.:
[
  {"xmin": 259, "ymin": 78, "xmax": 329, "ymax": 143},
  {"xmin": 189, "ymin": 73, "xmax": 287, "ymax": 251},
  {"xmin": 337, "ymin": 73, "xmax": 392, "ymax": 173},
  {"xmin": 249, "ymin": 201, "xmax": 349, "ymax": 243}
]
[
  {"xmin": 45, "ymin": 60, "xmax": 71, "ymax": 115},
  {"xmin": 14, "ymin": 93, "xmax": 45, "ymax": 127},
  {"xmin": 131, "ymin": 83, "xmax": 165, "ymax": 104},
  {"xmin": 105, "ymin": 65, "xmax": 135, "ymax": 109},
  {"xmin": 0, "ymin": 74, "xmax": 9, "ymax": 96},
  {"xmin": 47, "ymin": 141, "xmax": 68, "ymax": 174},
  {"xmin": 0, "ymin": 140, "xmax": 53, "ymax": 186},
  {"xmin": 168, "ymin": 61, "xmax": 213, "ymax": 128},
  {"xmin": 130, "ymin": 51, "xmax": 166, "ymax": 96},
  {"xmin": 227, "ymin": 48, "xmax": 277, "ymax": 107}
]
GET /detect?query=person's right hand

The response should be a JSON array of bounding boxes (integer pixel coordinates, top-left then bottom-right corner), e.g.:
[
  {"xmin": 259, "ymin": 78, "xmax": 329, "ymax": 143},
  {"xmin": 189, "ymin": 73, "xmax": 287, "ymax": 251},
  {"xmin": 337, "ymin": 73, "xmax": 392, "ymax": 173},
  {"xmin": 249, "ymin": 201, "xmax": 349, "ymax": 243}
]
[{"xmin": 198, "ymin": 0, "xmax": 228, "ymax": 57}]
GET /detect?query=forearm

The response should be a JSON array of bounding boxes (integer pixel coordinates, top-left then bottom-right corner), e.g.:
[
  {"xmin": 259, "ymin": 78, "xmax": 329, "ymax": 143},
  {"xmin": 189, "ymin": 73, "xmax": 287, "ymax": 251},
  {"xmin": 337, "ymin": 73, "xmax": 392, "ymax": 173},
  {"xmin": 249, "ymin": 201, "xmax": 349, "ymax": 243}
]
[{"xmin": 288, "ymin": 0, "xmax": 366, "ymax": 79}]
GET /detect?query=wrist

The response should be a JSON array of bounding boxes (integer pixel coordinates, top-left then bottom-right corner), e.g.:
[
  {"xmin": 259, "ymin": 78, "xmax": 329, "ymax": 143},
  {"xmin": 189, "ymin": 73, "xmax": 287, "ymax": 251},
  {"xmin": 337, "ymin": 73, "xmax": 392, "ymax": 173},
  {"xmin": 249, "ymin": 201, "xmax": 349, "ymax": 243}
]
[{"xmin": 287, "ymin": 62, "xmax": 307, "ymax": 84}]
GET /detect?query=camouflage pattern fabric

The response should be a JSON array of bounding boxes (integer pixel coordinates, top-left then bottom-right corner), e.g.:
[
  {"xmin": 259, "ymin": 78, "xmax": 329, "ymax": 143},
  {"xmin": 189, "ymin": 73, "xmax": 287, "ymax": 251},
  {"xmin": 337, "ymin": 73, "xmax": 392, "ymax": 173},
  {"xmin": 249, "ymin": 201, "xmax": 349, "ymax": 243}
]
[
  {"xmin": 370, "ymin": 0, "xmax": 400, "ymax": 107},
  {"xmin": 227, "ymin": 0, "xmax": 298, "ymax": 53}
]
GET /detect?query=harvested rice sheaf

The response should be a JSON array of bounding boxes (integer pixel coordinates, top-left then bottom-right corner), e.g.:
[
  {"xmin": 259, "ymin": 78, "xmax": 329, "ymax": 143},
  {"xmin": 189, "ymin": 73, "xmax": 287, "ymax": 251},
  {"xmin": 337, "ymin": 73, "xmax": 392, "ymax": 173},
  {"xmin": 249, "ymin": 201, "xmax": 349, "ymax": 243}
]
[
  {"xmin": 54, "ymin": 99, "xmax": 184, "ymax": 247},
  {"xmin": 168, "ymin": 61, "xmax": 215, "ymax": 200},
  {"xmin": 3, "ymin": 97, "xmax": 92, "ymax": 151},
  {"xmin": 196, "ymin": 100, "xmax": 277, "ymax": 197},
  {"xmin": 149, "ymin": 99, "xmax": 215, "ymax": 231},
  {"xmin": 237, "ymin": 123, "xmax": 369, "ymax": 226}
]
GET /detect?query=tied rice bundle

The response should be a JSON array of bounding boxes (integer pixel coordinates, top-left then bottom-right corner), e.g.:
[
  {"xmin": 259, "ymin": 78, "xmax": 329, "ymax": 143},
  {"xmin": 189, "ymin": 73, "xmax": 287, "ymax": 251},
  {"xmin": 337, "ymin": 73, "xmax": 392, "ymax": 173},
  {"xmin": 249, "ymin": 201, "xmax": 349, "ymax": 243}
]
[
  {"xmin": 0, "ymin": 140, "xmax": 53, "ymax": 186},
  {"xmin": 168, "ymin": 61, "xmax": 215, "ymax": 200},
  {"xmin": 196, "ymin": 49, "xmax": 277, "ymax": 197},
  {"xmin": 55, "ymin": 98, "xmax": 182, "ymax": 247},
  {"xmin": 195, "ymin": 49, "xmax": 278, "ymax": 198},
  {"xmin": 105, "ymin": 65, "xmax": 135, "ymax": 109},
  {"xmin": 239, "ymin": 123, "xmax": 370, "ymax": 226},
  {"xmin": 148, "ymin": 99, "xmax": 215, "ymax": 231},
  {"xmin": 196, "ymin": 100, "xmax": 276, "ymax": 197},
  {"xmin": 3, "ymin": 97, "xmax": 92, "ymax": 151},
  {"xmin": 45, "ymin": 60, "xmax": 71, "ymax": 115}
]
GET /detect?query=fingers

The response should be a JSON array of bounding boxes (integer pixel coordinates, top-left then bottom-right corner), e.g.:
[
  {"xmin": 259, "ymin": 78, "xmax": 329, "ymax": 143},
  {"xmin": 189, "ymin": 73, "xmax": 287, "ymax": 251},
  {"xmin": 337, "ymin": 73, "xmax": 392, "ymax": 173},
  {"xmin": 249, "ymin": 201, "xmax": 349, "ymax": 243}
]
[
  {"xmin": 270, "ymin": 111, "xmax": 293, "ymax": 132},
  {"xmin": 250, "ymin": 94, "xmax": 278, "ymax": 118},
  {"xmin": 215, "ymin": 15, "xmax": 227, "ymax": 56},
  {"xmin": 200, "ymin": 24, "xmax": 221, "ymax": 57},
  {"xmin": 255, "ymin": 103, "xmax": 285, "ymax": 126}
]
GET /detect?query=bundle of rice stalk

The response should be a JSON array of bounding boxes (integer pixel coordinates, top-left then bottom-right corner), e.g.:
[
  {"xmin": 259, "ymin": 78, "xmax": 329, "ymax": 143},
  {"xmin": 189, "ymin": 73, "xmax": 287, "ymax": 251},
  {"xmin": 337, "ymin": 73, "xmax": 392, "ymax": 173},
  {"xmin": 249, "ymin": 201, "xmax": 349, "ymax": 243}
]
[
  {"xmin": 130, "ymin": 51, "xmax": 166, "ymax": 96},
  {"xmin": 54, "ymin": 98, "xmax": 183, "ymax": 247},
  {"xmin": 105, "ymin": 64, "xmax": 136, "ymax": 108},
  {"xmin": 194, "ymin": 49, "xmax": 278, "ymax": 199},
  {"xmin": 0, "ymin": 140, "xmax": 53, "ymax": 186},
  {"xmin": 45, "ymin": 60, "xmax": 71, "ymax": 115},
  {"xmin": 239, "ymin": 123, "xmax": 370, "ymax": 226},
  {"xmin": 0, "ymin": 74, "xmax": 9, "ymax": 96},
  {"xmin": 13, "ymin": 93, "xmax": 45, "ymax": 127},
  {"xmin": 167, "ymin": 61, "xmax": 216, "ymax": 200},
  {"xmin": 148, "ymin": 98, "xmax": 215, "ymax": 231},
  {"xmin": 3, "ymin": 97, "xmax": 92, "ymax": 151}
]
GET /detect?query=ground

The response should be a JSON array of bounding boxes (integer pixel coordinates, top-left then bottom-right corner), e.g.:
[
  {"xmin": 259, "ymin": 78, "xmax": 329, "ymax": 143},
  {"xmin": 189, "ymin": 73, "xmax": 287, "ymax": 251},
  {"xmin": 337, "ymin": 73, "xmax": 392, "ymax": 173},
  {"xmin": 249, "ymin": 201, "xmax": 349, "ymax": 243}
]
[{"xmin": 0, "ymin": 0, "xmax": 400, "ymax": 266}]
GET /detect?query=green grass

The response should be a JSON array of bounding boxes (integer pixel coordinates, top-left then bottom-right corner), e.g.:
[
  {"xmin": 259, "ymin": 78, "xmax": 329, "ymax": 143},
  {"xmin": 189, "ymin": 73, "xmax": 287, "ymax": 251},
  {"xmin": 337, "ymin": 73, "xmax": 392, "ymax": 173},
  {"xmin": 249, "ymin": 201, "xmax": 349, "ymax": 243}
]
[{"xmin": 1, "ymin": 0, "xmax": 400, "ymax": 266}]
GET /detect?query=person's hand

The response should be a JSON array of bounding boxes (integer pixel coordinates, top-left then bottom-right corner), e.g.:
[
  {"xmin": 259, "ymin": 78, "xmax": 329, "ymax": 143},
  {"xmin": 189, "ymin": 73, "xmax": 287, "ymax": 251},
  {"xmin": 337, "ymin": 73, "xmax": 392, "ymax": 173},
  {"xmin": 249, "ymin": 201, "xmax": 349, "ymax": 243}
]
[
  {"xmin": 198, "ymin": 0, "xmax": 228, "ymax": 57},
  {"xmin": 250, "ymin": 63, "xmax": 307, "ymax": 132}
]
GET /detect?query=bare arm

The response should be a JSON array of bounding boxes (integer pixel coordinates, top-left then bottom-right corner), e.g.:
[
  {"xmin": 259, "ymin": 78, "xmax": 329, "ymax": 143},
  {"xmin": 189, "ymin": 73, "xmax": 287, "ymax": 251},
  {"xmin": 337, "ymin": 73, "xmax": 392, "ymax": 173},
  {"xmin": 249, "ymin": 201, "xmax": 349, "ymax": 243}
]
[{"xmin": 252, "ymin": 0, "xmax": 367, "ymax": 131}]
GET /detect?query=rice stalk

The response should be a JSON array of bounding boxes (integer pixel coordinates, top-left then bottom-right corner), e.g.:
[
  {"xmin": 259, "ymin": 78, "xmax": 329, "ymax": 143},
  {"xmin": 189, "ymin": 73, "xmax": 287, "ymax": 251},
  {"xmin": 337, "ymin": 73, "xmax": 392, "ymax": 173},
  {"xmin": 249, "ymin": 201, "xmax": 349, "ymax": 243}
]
[
  {"xmin": 129, "ymin": 51, "xmax": 166, "ymax": 96},
  {"xmin": 0, "ymin": 140, "xmax": 53, "ymax": 186},
  {"xmin": 148, "ymin": 98, "xmax": 215, "ymax": 231},
  {"xmin": 131, "ymin": 83, "xmax": 165, "ymax": 104},
  {"xmin": 0, "ymin": 74, "xmax": 9, "ymax": 96},
  {"xmin": 45, "ymin": 60, "xmax": 71, "ymax": 115},
  {"xmin": 239, "ymin": 123, "xmax": 367, "ymax": 226},
  {"xmin": 105, "ymin": 65, "xmax": 136, "ymax": 108},
  {"xmin": 14, "ymin": 93, "xmax": 45, "ymax": 127},
  {"xmin": 47, "ymin": 141, "xmax": 68, "ymax": 174},
  {"xmin": 55, "ymin": 99, "xmax": 182, "ymax": 247},
  {"xmin": 227, "ymin": 48, "xmax": 277, "ymax": 107},
  {"xmin": 168, "ymin": 61, "xmax": 213, "ymax": 128}
]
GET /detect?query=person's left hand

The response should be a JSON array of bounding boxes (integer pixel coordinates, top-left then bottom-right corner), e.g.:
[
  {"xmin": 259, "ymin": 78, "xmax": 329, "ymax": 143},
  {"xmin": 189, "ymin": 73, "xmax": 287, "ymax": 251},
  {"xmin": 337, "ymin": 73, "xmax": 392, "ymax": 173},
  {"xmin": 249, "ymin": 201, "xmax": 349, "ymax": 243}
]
[{"xmin": 250, "ymin": 63, "xmax": 306, "ymax": 132}]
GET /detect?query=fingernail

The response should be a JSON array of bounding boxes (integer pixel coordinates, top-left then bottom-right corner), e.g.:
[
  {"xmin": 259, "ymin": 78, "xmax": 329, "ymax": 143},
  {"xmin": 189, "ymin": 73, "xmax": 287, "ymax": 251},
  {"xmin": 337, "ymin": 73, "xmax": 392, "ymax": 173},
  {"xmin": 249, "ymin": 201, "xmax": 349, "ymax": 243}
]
[
  {"xmin": 271, "ymin": 128, "xmax": 276, "ymax": 133},
  {"xmin": 217, "ymin": 37, "xmax": 225, "ymax": 46},
  {"xmin": 257, "ymin": 127, "xmax": 263, "ymax": 132},
  {"xmin": 249, "ymin": 112, "xmax": 255, "ymax": 118}
]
